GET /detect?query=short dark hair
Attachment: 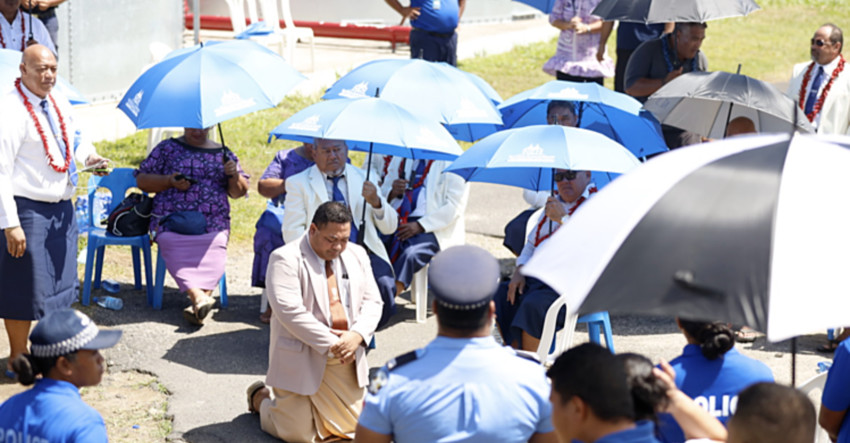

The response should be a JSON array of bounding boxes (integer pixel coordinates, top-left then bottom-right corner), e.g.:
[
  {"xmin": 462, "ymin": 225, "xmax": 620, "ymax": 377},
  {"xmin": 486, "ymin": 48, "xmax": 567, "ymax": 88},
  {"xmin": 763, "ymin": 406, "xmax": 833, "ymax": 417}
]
[
  {"xmin": 547, "ymin": 100, "xmax": 576, "ymax": 117},
  {"xmin": 728, "ymin": 383, "xmax": 815, "ymax": 443},
  {"xmin": 434, "ymin": 302, "xmax": 490, "ymax": 332},
  {"xmin": 547, "ymin": 343, "xmax": 635, "ymax": 421},
  {"xmin": 678, "ymin": 318, "xmax": 735, "ymax": 360},
  {"xmin": 675, "ymin": 22, "xmax": 708, "ymax": 33},
  {"xmin": 311, "ymin": 201, "xmax": 352, "ymax": 228},
  {"xmin": 616, "ymin": 353, "xmax": 669, "ymax": 422},
  {"xmin": 824, "ymin": 23, "xmax": 844, "ymax": 53},
  {"xmin": 10, "ymin": 352, "xmax": 77, "ymax": 386}
]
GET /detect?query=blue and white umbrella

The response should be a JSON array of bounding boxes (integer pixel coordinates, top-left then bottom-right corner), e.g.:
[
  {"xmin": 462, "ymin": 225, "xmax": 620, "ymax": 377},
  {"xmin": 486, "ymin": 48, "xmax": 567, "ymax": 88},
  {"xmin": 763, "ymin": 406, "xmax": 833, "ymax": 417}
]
[
  {"xmin": 512, "ymin": 0, "xmax": 557, "ymax": 14},
  {"xmin": 500, "ymin": 80, "xmax": 668, "ymax": 158},
  {"xmin": 0, "ymin": 48, "xmax": 88, "ymax": 105},
  {"xmin": 118, "ymin": 40, "xmax": 305, "ymax": 129},
  {"xmin": 323, "ymin": 58, "xmax": 503, "ymax": 142},
  {"xmin": 269, "ymin": 97, "xmax": 462, "ymax": 161},
  {"xmin": 445, "ymin": 125, "xmax": 640, "ymax": 191}
]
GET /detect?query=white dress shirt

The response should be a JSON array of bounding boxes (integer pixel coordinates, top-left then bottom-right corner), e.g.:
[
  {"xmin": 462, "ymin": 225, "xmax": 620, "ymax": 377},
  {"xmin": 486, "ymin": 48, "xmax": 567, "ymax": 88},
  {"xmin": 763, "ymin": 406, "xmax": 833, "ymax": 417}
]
[
  {"xmin": 0, "ymin": 11, "xmax": 56, "ymax": 56},
  {"xmin": 807, "ymin": 56, "xmax": 841, "ymax": 130},
  {"xmin": 0, "ymin": 83, "xmax": 95, "ymax": 228},
  {"xmin": 324, "ymin": 173, "xmax": 385, "ymax": 220}
]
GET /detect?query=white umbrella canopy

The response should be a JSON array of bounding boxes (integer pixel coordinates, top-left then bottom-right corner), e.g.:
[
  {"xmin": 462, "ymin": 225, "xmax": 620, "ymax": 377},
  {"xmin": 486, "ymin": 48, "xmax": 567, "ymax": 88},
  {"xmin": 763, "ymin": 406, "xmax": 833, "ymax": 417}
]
[{"xmin": 523, "ymin": 133, "xmax": 850, "ymax": 342}]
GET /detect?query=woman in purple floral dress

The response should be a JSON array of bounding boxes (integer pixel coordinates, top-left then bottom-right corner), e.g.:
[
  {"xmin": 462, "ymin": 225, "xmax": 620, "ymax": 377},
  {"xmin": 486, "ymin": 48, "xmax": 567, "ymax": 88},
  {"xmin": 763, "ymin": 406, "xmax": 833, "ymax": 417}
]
[
  {"xmin": 543, "ymin": 0, "xmax": 614, "ymax": 85},
  {"xmin": 135, "ymin": 127, "xmax": 249, "ymax": 325}
]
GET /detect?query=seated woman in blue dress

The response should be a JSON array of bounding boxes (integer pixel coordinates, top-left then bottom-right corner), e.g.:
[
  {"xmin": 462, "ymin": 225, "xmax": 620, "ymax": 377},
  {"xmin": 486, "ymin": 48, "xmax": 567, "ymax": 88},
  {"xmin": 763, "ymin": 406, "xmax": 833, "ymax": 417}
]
[
  {"xmin": 253, "ymin": 143, "xmax": 314, "ymax": 324},
  {"xmin": 656, "ymin": 319, "xmax": 774, "ymax": 442}
]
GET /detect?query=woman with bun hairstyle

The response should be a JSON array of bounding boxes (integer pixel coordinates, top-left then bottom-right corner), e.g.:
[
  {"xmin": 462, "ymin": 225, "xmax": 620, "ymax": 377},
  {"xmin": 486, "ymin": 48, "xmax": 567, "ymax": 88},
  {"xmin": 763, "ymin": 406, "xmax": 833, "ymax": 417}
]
[{"xmin": 656, "ymin": 319, "xmax": 774, "ymax": 442}]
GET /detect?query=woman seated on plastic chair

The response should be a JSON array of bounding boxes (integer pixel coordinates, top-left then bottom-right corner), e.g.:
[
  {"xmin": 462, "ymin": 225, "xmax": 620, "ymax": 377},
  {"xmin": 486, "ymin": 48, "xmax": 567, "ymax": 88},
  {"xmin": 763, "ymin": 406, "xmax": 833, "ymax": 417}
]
[
  {"xmin": 655, "ymin": 319, "xmax": 774, "ymax": 442},
  {"xmin": 135, "ymin": 127, "xmax": 249, "ymax": 326},
  {"xmin": 253, "ymin": 143, "xmax": 314, "ymax": 324}
]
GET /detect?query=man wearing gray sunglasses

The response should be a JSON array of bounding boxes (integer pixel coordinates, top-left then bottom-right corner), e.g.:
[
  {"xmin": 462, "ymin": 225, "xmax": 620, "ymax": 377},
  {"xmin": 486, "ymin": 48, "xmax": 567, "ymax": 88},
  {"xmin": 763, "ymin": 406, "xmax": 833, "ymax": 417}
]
[{"xmin": 787, "ymin": 23, "xmax": 848, "ymax": 135}]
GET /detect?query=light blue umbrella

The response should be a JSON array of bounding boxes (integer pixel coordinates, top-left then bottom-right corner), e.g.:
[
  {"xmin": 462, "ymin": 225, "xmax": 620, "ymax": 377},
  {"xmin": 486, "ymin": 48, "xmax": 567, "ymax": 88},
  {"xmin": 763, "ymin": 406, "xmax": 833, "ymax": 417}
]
[
  {"xmin": 500, "ymin": 80, "xmax": 668, "ymax": 158},
  {"xmin": 269, "ymin": 97, "xmax": 463, "ymax": 161},
  {"xmin": 322, "ymin": 58, "xmax": 503, "ymax": 142},
  {"xmin": 0, "ymin": 48, "xmax": 88, "ymax": 105},
  {"xmin": 445, "ymin": 125, "xmax": 640, "ymax": 192},
  {"xmin": 117, "ymin": 40, "xmax": 305, "ymax": 129}
]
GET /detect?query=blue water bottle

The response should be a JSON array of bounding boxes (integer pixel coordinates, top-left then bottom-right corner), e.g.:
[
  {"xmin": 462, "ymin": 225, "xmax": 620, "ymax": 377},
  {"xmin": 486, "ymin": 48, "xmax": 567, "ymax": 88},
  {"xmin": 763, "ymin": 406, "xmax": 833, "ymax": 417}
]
[
  {"xmin": 94, "ymin": 295, "xmax": 123, "ymax": 311},
  {"xmin": 75, "ymin": 195, "xmax": 89, "ymax": 235}
]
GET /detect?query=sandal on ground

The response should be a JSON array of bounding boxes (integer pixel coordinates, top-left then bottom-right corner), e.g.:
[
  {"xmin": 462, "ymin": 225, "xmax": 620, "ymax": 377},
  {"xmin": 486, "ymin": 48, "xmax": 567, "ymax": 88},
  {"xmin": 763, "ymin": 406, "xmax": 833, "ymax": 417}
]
[
  {"xmin": 246, "ymin": 380, "xmax": 266, "ymax": 414},
  {"xmin": 182, "ymin": 296, "xmax": 216, "ymax": 326},
  {"xmin": 734, "ymin": 327, "xmax": 763, "ymax": 343},
  {"xmin": 817, "ymin": 340, "xmax": 841, "ymax": 353}
]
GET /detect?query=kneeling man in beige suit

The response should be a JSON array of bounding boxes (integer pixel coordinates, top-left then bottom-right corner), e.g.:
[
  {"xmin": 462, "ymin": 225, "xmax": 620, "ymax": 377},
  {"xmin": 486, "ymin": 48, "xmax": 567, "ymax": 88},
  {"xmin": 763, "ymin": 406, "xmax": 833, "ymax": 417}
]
[{"xmin": 248, "ymin": 201, "xmax": 384, "ymax": 442}]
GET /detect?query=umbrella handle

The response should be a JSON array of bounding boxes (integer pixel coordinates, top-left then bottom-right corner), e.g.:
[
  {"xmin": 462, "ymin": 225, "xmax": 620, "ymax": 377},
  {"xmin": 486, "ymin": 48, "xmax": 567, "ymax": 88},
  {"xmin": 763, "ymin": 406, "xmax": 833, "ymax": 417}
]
[{"xmin": 358, "ymin": 143, "xmax": 374, "ymax": 246}]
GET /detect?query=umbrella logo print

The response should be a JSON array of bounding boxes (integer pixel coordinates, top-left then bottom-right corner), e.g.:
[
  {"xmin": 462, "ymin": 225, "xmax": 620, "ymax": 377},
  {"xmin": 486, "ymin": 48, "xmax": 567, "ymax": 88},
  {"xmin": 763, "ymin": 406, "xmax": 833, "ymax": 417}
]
[
  {"xmin": 214, "ymin": 90, "xmax": 257, "ymax": 117},
  {"xmin": 508, "ymin": 144, "xmax": 555, "ymax": 164},
  {"xmin": 125, "ymin": 90, "xmax": 143, "ymax": 117},
  {"xmin": 339, "ymin": 81, "xmax": 369, "ymax": 98},
  {"xmin": 546, "ymin": 87, "xmax": 590, "ymax": 101},
  {"xmin": 455, "ymin": 97, "xmax": 488, "ymax": 119},
  {"xmin": 288, "ymin": 114, "xmax": 322, "ymax": 132},
  {"xmin": 414, "ymin": 127, "xmax": 450, "ymax": 148}
]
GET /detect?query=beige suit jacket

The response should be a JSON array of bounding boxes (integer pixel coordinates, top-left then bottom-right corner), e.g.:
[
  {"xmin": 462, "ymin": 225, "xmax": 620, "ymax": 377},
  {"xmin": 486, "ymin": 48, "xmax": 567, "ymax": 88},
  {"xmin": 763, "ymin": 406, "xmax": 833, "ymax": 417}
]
[
  {"xmin": 265, "ymin": 233, "xmax": 383, "ymax": 395},
  {"xmin": 787, "ymin": 60, "xmax": 850, "ymax": 135},
  {"xmin": 283, "ymin": 163, "xmax": 398, "ymax": 266}
]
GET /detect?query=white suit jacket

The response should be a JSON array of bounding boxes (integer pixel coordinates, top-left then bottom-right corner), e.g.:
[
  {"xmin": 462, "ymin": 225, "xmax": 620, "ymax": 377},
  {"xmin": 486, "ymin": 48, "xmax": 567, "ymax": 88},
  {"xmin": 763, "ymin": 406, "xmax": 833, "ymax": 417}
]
[
  {"xmin": 380, "ymin": 158, "xmax": 469, "ymax": 249},
  {"xmin": 787, "ymin": 61, "xmax": 850, "ymax": 135},
  {"xmin": 283, "ymin": 163, "xmax": 398, "ymax": 266},
  {"xmin": 265, "ymin": 233, "xmax": 383, "ymax": 395}
]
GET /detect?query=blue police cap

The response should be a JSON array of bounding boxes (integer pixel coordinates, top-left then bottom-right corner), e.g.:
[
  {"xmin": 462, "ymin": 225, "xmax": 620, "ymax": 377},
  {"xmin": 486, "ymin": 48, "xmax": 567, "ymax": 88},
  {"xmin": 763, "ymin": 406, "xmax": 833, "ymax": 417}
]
[
  {"xmin": 428, "ymin": 245, "xmax": 500, "ymax": 310},
  {"xmin": 29, "ymin": 309, "xmax": 122, "ymax": 358}
]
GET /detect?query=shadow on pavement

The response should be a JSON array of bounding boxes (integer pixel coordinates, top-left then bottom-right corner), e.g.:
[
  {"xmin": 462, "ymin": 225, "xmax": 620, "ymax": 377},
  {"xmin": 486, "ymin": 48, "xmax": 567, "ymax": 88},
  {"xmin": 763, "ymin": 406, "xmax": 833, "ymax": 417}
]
[
  {"xmin": 181, "ymin": 413, "xmax": 279, "ymax": 443},
  {"xmin": 163, "ymin": 328, "xmax": 269, "ymax": 375}
]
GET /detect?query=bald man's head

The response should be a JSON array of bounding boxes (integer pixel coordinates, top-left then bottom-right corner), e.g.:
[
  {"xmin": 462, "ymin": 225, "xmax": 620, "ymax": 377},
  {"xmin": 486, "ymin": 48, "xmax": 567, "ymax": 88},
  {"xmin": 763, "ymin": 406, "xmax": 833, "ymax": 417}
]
[
  {"xmin": 725, "ymin": 117, "xmax": 756, "ymax": 138},
  {"xmin": 20, "ymin": 44, "xmax": 57, "ymax": 99}
]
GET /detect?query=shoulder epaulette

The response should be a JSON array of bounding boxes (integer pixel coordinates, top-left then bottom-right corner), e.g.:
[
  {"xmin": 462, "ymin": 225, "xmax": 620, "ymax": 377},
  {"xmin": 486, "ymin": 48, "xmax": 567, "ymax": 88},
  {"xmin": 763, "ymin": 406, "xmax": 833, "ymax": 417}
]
[
  {"xmin": 386, "ymin": 350, "xmax": 418, "ymax": 371},
  {"xmin": 367, "ymin": 350, "xmax": 420, "ymax": 395}
]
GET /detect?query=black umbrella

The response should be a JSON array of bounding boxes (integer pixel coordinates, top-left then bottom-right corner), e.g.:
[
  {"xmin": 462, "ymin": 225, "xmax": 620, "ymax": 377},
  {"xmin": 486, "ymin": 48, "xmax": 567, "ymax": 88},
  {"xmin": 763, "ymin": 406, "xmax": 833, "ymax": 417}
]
[
  {"xmin": 645, "ymin": 70, "xmax": 814, "ymax": 138},
  {"xmin": 523, "ymin": 133, "xmax": 850, "ymax": 345},
  {"xmin": 591, "ymin": 0, "xmax": 761, "ymax": 24}
]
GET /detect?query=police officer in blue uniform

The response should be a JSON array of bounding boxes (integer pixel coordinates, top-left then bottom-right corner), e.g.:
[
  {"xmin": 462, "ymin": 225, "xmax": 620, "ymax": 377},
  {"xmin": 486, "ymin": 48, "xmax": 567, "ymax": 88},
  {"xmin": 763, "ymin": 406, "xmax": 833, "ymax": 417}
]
[
  {"xmin": 0, "ymin": 309, "xmax": 122, "ymax": 442},
  {"xmin": 384, "ymin": 0, "xmax": 466, "ymax": 66},
  {"xmin": 354, "ymin": 245, "xmax": 557, "ymax": 443}
]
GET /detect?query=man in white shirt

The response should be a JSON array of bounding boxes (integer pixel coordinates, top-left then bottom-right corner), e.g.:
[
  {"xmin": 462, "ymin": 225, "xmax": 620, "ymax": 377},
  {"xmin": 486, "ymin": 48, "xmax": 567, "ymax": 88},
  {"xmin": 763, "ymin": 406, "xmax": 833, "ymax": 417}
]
[
  {"xmin": 787, "ymin": 23, "xmax": 849, "ymax": 135},
  {"xmin": 495, "ymin": 169, "xmax": 596, "ymax": 352},
  {"xmin": 0, "ymin": 44, "xmax": 107, "ymax": 375},
  {"xmin": 380, "ymin": 157, "xmax": 469, "ymax": 297},
  {"xmin": 283, "ymin": 139, "xmax": 399, "ymax": 328},
  {"xmin": 0, "ymin": 0, "xmax": 56, "ymax": 55}
]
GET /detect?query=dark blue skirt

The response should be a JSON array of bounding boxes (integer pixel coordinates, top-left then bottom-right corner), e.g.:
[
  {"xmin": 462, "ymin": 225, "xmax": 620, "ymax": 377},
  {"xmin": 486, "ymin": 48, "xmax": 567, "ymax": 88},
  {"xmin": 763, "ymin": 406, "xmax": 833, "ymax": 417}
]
[{"xmin": 0, "ymin": 197, "xmax": 78, "ymax": 320}]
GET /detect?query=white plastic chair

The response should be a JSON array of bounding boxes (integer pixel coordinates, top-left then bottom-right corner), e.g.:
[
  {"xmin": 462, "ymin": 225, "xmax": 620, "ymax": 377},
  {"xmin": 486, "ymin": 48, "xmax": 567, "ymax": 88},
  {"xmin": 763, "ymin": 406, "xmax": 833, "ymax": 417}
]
[
  {"xmin": 536, "ymin": 295, "xmax": 579, "ymax": 364},
  {"xmin": 411, "ymin": 265, "xmax": 428, "ymax": 323},
  {"xmin": 798, "ymin": 371, "xmax": 832, "ymax": 443},
  {"xmin": 276, "ymin": 0, "xmax": 315, "ymax": 71},
  {"xmin": 224, "ymin": 0, "xmax": 286, "ymax": 55}
]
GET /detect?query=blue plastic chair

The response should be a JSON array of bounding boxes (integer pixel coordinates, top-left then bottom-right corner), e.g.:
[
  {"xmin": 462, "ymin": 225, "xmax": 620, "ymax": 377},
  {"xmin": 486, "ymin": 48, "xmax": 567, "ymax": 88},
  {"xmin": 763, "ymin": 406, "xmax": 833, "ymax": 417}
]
[
  {"xmin": 81, "ymin": 168, "xmax": 153, "ymax": 306},
  {"xmin": 151, "ymin": 247, "xmax": 228, "ymax": 310},
  {"xmin": 577, "ymin": 311, "xmax": 615, "ymax": 353}
]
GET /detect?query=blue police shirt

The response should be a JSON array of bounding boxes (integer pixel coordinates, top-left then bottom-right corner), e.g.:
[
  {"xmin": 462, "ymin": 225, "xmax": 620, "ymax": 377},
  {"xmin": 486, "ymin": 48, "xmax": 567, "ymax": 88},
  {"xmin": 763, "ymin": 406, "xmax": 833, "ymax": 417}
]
[
  {"xmin": 0, "ymin": 378, "xmax": 108, "ymax": 442},
  {"xmin": 358, "ymin": 336, "xmax": 554, "ymax": 442},
  {"xmin": 657, "ymin": 344, "xmax": 774, "ymax": 442},
  {"xmin": 410, "ymin": 0, "xmax": 459, "ymax": 34},
  {"xmin": 822, "ymin": 338, "xmax": 850, "ymax": 443},
  {"xmin": 596, "ymin": 420, "xmax": 661, "ymax": 443}
]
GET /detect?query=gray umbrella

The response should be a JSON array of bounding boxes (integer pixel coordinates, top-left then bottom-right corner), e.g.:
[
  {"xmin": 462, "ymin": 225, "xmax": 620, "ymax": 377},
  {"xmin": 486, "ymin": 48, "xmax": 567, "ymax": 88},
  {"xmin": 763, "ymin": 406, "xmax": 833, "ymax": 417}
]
[
  {"xmin": 591, "ymin": 0, "xmax": 760, "ymax": 24},
  {"xmin": 644, "ymin": 71, "xmax": 813, "ymax": 139}
]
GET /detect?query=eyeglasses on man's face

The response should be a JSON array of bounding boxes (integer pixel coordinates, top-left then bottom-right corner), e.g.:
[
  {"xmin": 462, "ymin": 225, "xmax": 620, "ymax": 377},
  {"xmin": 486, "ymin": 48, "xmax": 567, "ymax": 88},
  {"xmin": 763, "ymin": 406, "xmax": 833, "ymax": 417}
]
[{"xmin": 811, "ymin": 38, "xmax": 831, "ymax": 47}]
